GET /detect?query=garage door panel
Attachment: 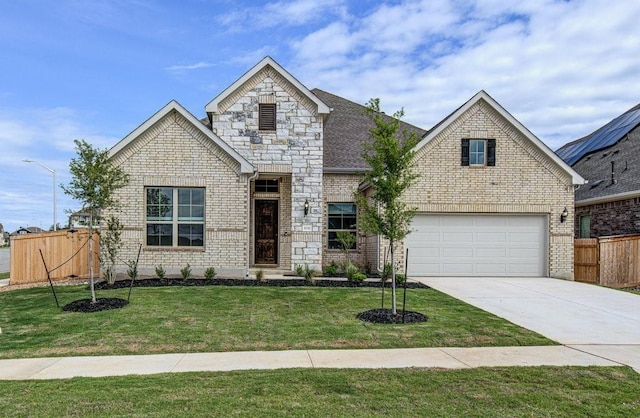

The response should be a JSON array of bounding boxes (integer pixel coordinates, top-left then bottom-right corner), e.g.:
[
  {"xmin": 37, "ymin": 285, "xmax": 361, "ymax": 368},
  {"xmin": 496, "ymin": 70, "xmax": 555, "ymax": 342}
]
[
  {"xmin": 476, "ymin": 232, "xmax": 507, "ymax": 242},
  {"xmin": 476, "ymin": 248, "xmax": 507, "ymax": 257},
  {"xmin": 442, "ymin": 263, "xmax": 474, "ymax": 274},
  {"xmin": 406, "ymin": 214, "xmax": 547, "ymax": 277},
  {"xmin": 476, "ymin": 263, "xmax": 507, "ymax": 275}
]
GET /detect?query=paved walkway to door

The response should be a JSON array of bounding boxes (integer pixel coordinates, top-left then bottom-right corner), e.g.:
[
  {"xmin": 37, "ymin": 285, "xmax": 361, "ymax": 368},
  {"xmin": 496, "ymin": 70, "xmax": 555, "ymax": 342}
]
[{"xmin": 414, "ymin": 277, "xmax": 640, "ymax": 370}]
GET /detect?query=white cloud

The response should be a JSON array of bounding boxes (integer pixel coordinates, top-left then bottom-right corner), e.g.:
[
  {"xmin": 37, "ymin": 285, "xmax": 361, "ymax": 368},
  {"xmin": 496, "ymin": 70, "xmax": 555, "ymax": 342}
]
[
  {"xmin": 165, "ymin": 62, "xmax": 215, "ymax": 72},
  {"xmin": 287, "ymin": 0, "xmax": 640, "ymax": 150},
  {"xmin": 219, "ymin": 0, "xmax": 346, "ymax": 29}
]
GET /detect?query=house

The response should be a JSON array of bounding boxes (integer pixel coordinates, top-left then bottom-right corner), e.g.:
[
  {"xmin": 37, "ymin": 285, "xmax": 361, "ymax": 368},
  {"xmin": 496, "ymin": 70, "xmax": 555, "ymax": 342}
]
[
  {"xmin": 0, "ymin": 223, "xmax": 7, "ymax": 246},
  {"xmin": 10, "ymin": 226, "xmax": 44, "ymax": 235},
  {"xmin": 556, "ymin": 104, "xmax": 640, "ymax": 238},
  {"xmin": 68, "ymin": 208, "xmax": 100, "ymax": 229},
  {"xmin": 108, "ymin": 57, "xmax": 583, "ymax": 279}
]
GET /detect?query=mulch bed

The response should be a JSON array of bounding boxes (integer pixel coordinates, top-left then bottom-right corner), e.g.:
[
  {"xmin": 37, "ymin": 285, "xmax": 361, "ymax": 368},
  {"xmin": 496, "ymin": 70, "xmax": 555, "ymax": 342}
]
[
  {"xmin": 95, "ymin": 278, "xmax": 429, "ymax": 290},
  {"xmin": 357, "ymin": 308, "xmax": 428, "ymax": 324},
  {"xmin": 62, "ymin": 297, "xmax": 129, "ymax": 313}
]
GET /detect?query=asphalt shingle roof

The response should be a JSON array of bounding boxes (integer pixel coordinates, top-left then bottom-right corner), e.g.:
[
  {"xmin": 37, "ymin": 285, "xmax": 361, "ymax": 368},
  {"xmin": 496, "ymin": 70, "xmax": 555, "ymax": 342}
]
[
  {"xmin": 560, "ymin": 103, "xmax": 640, "ymax": 202},
  {"xmin": 312, "ymin": 89, "xmax": 428, "ymax": 171}
]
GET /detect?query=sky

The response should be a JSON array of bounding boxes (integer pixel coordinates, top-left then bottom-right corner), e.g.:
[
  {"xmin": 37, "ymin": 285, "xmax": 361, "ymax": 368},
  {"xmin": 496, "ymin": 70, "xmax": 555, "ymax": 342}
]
[{"xmin": 1, "ymin": 0, "xmax": 640, "ymax": 232}]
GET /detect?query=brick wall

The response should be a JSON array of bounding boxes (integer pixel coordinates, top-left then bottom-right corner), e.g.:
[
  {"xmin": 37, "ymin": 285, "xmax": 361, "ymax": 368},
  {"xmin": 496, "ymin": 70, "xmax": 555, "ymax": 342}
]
[
  {"xmin": 403, "ymin": 100, "xmax": 575, "ymax": 278},
  {"xmin": 322, "ymin": 173, "xmax": 368, "ymax": 269},
  {"xmin": 109, "ymin": 109, "xmax": 249, "ymax": 277},
  {"xmin": 576, "ymin": 197, "xmax": 640, "ymax": 237}
]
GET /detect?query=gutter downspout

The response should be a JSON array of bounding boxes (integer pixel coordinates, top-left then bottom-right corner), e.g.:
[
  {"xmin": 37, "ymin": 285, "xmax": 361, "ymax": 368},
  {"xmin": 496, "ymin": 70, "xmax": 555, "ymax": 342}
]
[{"xmin": 245, "ymin": 170, "xmax": 259, "ymax": 278}]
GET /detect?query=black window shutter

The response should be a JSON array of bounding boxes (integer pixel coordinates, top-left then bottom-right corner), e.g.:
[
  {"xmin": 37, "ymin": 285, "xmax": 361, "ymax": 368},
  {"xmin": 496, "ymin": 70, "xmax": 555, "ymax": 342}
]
[
  {"xmin": 487, "ymin": 139, "xmax": 496, "ymax": 166},
  {"xmin": 461, "ymin": 139, "xmax": 470, "ymax": 166}
]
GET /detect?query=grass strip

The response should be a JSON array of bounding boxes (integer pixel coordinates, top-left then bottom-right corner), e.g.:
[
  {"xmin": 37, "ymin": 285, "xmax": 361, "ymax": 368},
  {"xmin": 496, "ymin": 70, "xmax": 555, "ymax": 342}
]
[{"xmin": 1, "ymin": 367, "xmax": 638, "ymax": 417}]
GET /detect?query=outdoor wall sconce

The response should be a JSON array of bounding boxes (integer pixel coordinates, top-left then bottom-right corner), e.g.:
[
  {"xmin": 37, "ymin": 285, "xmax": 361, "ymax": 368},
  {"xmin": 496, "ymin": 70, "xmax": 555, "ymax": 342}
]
[
  {"xmin": 304, "ymin": 199, "xmax": 309, "ymax": 216},
  {"xmin": 560, "ymin": 207, "xmax": 569, "ymax": 223}
]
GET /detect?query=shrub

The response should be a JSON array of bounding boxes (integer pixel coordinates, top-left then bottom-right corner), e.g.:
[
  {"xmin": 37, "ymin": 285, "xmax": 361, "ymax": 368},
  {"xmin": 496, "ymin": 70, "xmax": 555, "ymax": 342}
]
[
  {"xmin": 155, "ymin": 265, "xmax": 166, "ymax": 280},
  {"xmin": 255, "ymin": 269, "xmax": 265, "ymax": 282},
  {"xmin": 349, "ymin": 272, "xmax": 367, "ymax": 284},
  {"xmin": 296, "ymin": 264, "xmax": 317, "ymax": 283},
  {"xmin": 381, "ymin": 263, "xmax": 392, "ymax": 282},
  {"xmin": 344, "ymin": 262, "xmax": 360, "ymax": 280},
  {"xmin": 323, "ymin": 262, "xmax": 339, "ymax": 277},
  {"xmin": 395, "ymin": 273, "xmax": 406, "ymax": 284},
  {"xmin": 180, "ymin": 263, "xmax": 192, "ymax": 280},
  {"xmin": 126, "ymin": 260, "xmax": 138, "ymax": 281},
  {"xmin": 204, "ymin": 267, "xmax": 217, "ymax": 280}
]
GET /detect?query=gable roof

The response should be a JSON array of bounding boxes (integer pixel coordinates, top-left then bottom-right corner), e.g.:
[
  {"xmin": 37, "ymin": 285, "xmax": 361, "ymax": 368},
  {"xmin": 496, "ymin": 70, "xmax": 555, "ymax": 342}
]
[
  {"xmin": 109, "ymin": 100, "xmax": 254, "ymax": 174},
  {"xmin": 556, "ymin": 103, "xmax": 640, "ymax": 166},
  {"xmin": 205, "ymin": 57, "xmax": 330, "ymax": 116},
  {"xmin": 415, "ymin": 90, "xmax": 585, "ymax": 185},
  {"xmin": 312, "ymin": 88, "xmax": 427, "ymax": 172}
]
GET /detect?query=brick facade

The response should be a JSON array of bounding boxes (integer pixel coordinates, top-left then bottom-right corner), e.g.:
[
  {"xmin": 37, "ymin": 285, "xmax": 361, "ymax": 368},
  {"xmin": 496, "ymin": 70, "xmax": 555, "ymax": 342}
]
[
  {"xmin": 108, "ymin": 60, "xmax": 579, "ymax": 279},
  {"xmin": 576, "ymin": 197, "xmax": 640, "ymax": 237},
  {"xmin": 109, "ymin": 109, "xmax": 249, "ymax": 277},
  {"xmin": 401, "ymin": 100, "xmax": 575, "ymax": 278}
]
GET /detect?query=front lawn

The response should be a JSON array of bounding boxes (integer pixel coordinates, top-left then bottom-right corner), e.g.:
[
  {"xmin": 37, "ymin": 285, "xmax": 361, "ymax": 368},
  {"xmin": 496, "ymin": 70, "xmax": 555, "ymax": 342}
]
[
  {"xmin": 1, "ymin": 367, "xmax": 638, "ymax": 417},
  {"xmin": 0, "ymin": 284, "xmax": 554, "ymax": 359}
]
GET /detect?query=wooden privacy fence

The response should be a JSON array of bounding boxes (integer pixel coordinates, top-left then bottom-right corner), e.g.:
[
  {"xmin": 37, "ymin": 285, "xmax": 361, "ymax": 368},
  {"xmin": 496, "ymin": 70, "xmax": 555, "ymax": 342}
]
[
  {"xmin": 10, "ymin": 230, "xmax": 99, "ymax": 285},
  {"xmin": 574, "ymin": 235, "xmax": 640, "ymax": 288}
]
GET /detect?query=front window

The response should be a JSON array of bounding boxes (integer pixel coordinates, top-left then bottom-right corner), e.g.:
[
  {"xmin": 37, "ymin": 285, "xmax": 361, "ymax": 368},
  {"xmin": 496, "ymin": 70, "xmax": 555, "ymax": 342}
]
[
  {"xmin": 469, "ymin": 139, "xmax": 486, "ymax": 165},
  {"xmin": 146, "ymin": 187, "xmax": 204, "ymax": 247},
  {"xmin": 328, "ymin": 203, "xmax": 357, "ymax": 250}
]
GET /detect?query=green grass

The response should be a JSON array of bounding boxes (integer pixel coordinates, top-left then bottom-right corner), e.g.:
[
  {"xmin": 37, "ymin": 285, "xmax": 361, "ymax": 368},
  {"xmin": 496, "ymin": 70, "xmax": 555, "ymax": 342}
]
[
  {"xmin": 0, "ymin": 272, "xmax": 8, "ymax": 280},
  {"xmin": 1, "ymin": 367, "xmax": 638, "ymax": 417},
  {"xmin": 0, "ymin": 284, "xmax": 553, "ymax": 359}
]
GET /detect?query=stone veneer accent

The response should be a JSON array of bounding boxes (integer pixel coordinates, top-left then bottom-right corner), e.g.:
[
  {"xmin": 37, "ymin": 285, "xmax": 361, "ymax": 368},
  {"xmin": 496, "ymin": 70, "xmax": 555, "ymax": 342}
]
[
  {"xmin": 209, "ymin": 68, "xmax": 324, "ymax": 269},
  {"xmin": 108, "ymin": 109, "xmax": 249, "ymax": 277},
  {"xmin": 399, "ymin": 100, "xmax": 575, "ymax": 278}
]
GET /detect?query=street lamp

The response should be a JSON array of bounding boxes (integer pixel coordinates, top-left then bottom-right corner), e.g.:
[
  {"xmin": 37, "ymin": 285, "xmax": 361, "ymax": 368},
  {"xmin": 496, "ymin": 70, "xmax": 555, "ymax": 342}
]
[{"xmin": 23, "ymin": 159, "xmax": 57, "ymax": 231}]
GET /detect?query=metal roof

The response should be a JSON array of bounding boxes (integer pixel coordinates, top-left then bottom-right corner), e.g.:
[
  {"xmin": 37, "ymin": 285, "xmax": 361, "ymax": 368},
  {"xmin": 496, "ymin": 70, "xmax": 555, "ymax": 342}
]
[{"xmin": 556, "ymin": 108, "xmax": 640, "ymax": 165}]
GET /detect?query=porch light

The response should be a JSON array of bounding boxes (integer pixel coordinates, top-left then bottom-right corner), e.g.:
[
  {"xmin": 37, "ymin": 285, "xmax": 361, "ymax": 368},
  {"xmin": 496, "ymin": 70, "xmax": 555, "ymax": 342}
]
[
  {"xmin": 304, "ymin": 199, "xmax": 309, "ymax": 216},
  {"xmin": 560, "ymin": 207, "xmax": 569, "ymax": 223}
]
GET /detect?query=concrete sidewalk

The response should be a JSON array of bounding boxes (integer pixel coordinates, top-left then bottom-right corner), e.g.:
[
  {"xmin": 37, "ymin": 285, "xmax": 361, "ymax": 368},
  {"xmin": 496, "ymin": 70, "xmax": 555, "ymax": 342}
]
[{"xmin": 0, "ymin": 346, "xmax": 624, "ymax": 380}]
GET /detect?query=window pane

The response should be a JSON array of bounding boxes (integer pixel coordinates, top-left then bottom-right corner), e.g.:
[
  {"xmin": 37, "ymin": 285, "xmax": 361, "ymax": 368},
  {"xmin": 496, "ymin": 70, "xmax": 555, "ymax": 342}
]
[
  {"xmin": 178, "ymin": 224, "xmax": 204, "ymax": 247},
  {"xmin": 192, "ymin": 189, "xmax": 204, "ymax": 205},
  {"xmin": 147, "ymin": 224, "xmax": 172, "ymax": 246},
  {"xmin": 470, "ymin": 140, "xmax": 485, "ymax": 165}
]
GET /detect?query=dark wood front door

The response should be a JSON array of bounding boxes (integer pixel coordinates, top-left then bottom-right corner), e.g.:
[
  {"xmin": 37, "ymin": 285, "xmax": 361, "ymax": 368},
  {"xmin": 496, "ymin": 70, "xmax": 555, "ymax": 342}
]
[{"xmin": 255, "ymin": 200, "xmax": 278, "ymax": 265}]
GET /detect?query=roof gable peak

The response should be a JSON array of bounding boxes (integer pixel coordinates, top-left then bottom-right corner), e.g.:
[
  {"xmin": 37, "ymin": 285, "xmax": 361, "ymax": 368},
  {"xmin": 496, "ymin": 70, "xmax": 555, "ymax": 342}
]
[{"xmin": 205, "ymin": 56, "xmax": 330, "ymax": 116}]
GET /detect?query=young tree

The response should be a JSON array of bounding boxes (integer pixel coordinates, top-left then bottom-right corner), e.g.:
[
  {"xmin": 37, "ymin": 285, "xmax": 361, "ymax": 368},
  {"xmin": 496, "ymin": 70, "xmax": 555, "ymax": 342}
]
[
  {"xmin": 62, "ymin": 139, "xmax": 129, "ymax": 302},
  {"xmin": 357, "ymin": 99, "xmax": 420, "ymax": 314}
]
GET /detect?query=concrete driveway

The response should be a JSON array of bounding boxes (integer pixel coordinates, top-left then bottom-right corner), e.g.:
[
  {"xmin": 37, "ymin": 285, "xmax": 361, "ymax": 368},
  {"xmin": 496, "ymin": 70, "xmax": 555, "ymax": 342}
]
[{"xmin": 414, "ymin": 277, "xmax": 640, "ymax": 369}]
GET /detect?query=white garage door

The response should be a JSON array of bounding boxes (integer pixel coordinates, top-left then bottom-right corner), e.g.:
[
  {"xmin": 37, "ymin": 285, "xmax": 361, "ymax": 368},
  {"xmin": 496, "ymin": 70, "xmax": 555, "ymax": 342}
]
[{"xmin": 405, "ymin": 214, "xmax": 547, "ymax": 277}]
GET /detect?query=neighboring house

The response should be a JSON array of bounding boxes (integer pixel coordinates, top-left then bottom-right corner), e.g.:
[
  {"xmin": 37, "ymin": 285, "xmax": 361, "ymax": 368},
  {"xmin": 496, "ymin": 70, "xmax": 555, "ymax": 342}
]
[
  {"xmin": 68, "ymin": 208, "xmax": 100, "ymax": 229},
  {"xmin": 556, "ymin": 104, "xmax": 640, "ymax": 238},
  {"xmin": 108, "ymin": 57, "xmax": 583, "ymax": 279},
  {"xmin": 10, "ymin": 226, "xmax": 44, "ymax": 236},
  {"xmin": 0, "ymin": 223, "xmax": 5, "ymax": 246}
]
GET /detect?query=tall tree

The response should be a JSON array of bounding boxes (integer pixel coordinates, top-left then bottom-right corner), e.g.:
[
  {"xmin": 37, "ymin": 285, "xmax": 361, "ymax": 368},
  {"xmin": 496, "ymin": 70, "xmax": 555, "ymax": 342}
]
[
  {"xmin": 62, "ymin": 139, "xmax": 129, "ymax": 302},
  {"xmin": 357, "ymin": 99, "xmax": 420, "ymax": 314}
]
